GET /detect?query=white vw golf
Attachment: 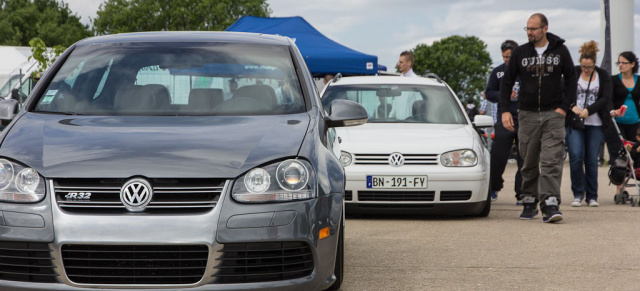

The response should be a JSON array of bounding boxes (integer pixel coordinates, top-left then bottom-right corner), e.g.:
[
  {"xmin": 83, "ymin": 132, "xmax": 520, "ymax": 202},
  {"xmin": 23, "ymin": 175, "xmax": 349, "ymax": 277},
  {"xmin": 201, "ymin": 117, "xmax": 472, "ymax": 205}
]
[{"xmin": 321, "ymin": 75, "xmax": 493, "ymax": 216}]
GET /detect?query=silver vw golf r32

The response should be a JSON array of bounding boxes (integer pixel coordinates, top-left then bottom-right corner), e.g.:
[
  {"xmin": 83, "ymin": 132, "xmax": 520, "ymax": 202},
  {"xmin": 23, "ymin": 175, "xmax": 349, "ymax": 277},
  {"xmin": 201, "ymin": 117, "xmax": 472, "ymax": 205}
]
[{"xmin": 0, "ymin": 31, "xmax": 367, "ymax": 291}]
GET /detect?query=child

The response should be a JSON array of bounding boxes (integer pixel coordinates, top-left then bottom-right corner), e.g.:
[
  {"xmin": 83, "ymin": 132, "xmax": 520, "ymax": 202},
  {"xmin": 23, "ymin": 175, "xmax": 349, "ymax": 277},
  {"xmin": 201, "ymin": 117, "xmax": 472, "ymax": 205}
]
[{"xmin": 628, "ymin": 128, "xmax": 640, "ymax": 165}]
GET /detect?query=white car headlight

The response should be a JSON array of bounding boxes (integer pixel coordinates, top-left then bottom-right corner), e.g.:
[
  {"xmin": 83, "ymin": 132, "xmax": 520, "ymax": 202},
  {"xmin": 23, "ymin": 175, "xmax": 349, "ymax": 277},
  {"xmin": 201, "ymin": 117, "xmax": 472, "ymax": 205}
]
[
  {"xmin": 0, "ymin": 159, "xmax": 46, "ymax": 203},
  {"xmin": 339, "ymin": 151, "xmax": 352, "ymax": 167},
  {"xmin": 233, "ymin": 159, "xmax": 316, "ymax": 203},
  {"xmin": 440, "ymin": 150, "xmax": 478, "ymax": 167}
]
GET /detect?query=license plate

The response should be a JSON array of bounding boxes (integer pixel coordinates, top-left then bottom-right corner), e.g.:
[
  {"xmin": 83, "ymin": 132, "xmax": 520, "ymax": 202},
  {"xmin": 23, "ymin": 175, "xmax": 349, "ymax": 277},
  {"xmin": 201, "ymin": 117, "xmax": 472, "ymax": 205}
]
[{"xmin": 366, "ymin": 175, "xmax": 427, "ymax": 189}]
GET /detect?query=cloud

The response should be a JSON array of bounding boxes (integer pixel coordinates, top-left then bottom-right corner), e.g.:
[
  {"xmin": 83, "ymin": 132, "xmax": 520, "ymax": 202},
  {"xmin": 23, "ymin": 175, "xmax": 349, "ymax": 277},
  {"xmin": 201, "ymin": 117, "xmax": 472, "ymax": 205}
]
[
  {"xmin": 61, "ymin": 0, "xmax": 640, "ymax": 74},
  {"xmin": 64, "ymin": 0, "xmax": 103, "ymax": 25}
]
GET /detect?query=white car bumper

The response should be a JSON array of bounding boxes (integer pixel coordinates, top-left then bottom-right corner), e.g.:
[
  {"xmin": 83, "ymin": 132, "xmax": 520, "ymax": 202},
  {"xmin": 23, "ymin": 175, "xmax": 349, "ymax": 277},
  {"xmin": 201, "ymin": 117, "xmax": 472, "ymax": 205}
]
[{"xmin": 343, "ymin": 165, "xmax": 489, "ymax": 214}]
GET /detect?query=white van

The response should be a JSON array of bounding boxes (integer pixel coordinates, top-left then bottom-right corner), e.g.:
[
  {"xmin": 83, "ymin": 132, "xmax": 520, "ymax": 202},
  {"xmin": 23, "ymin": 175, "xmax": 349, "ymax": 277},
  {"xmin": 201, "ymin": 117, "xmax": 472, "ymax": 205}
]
[{"xmin": 0, "ymin": 60, "xmax": 39, "ymax": 101}]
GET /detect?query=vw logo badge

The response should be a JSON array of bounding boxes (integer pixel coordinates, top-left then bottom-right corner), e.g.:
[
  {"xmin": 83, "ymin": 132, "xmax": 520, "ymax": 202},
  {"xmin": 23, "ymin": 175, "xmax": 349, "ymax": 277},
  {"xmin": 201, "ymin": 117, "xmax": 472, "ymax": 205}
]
[
  {"xmin": 120, "ymin": 178, "xmax": 153, "ymax": 212},
  {"xmin": 389, "ymin": 152, "xmax": 404, "ymax": 167}
]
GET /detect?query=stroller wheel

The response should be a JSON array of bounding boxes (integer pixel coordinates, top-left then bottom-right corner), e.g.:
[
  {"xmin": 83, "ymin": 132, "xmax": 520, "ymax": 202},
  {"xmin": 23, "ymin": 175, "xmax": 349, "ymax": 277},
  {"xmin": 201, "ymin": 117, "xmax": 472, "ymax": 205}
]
[
  {"xmin": 615, "ymin": 194, "xmax": 621, "ymax": 204},
  {"xmin": 632, "ymin": 196, "xmax": 638, "ymax": 207}
]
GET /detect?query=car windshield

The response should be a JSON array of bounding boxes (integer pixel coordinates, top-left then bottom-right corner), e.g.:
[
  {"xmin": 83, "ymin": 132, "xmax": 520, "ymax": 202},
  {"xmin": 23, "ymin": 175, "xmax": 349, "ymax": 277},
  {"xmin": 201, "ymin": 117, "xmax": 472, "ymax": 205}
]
[
  {"xmin": 322, "ymin": 84, "xmax": 466, "ymax": 124},
  {"xmin": 34, "ymin": 42, "xmax": 306, "ymax": 116}
]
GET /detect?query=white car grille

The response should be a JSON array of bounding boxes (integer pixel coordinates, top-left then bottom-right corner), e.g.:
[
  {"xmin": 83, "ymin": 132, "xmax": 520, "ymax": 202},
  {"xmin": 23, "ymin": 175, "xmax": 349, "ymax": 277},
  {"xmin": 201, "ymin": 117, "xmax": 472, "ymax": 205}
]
[{"xmin": 354, "ymin": 153, "xmax": 438, "ymax": 165}]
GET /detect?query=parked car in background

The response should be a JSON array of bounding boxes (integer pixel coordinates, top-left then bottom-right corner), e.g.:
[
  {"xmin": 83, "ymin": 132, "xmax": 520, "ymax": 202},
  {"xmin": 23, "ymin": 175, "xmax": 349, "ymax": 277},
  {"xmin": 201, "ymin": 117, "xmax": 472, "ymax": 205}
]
[
  {"xmin": 321, "ymin": 75, "xmax": 493, "ymax": 216},
  {"xmin": 0, "ymin": 31, "xmax": 368, "ymax": 291},
  {"xmin": 0, "ymin": 60, "xmax": 40, "ymax": 127},
  {"xmin": 0, "ymin": 60, "xmax": 39, "ymax": 98}
]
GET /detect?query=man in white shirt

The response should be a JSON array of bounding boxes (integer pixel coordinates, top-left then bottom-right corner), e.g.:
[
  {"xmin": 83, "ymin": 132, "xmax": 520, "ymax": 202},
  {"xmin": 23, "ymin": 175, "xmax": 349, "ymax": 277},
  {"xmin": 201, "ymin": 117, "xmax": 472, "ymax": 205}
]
[
  {"xmin": 398, "ymin": 51, "xmax": 418, "ymax": 77},
  {"xmin": 389, "ymin": 51, "xmax": 419, "ymax": 119}
]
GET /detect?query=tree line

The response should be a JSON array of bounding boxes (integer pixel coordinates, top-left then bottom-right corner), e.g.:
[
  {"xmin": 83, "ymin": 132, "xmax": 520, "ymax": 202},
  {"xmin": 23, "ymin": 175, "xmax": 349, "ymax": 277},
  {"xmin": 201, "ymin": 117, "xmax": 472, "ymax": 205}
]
[
  {"xmin": 0, "ymin": 0, "xmax": 492, "ymax": 101},
  {"xmin": 0, "ymin": 0, "xmax": 270, "ymax": 47}
]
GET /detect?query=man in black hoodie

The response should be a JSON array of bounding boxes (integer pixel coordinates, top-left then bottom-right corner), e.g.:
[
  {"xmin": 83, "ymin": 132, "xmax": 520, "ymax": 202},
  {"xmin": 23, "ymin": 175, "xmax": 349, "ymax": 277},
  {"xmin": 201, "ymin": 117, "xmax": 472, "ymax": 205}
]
[{"xmin": 500, "ymin": 13, "xmax": 576, "ymax": 223}]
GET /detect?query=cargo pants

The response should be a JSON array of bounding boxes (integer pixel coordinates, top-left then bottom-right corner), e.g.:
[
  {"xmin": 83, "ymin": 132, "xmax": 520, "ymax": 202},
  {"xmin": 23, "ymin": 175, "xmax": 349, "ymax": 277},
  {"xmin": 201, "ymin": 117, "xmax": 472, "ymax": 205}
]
[{"xmin": 518, "ymin": 110, "xmax": 565, "ymax": 209}]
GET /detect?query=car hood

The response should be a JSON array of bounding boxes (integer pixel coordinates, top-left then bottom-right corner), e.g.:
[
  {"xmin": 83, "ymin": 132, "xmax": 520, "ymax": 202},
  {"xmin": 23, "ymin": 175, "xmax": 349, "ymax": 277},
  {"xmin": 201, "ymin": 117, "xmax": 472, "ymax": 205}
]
[
  {"xmin": 336, "ymin": 123, "xmax": 476, "ymax": 153},
  {"xmin": 0, "ymin": 113, "xmax": 310, "ymax": 178}
]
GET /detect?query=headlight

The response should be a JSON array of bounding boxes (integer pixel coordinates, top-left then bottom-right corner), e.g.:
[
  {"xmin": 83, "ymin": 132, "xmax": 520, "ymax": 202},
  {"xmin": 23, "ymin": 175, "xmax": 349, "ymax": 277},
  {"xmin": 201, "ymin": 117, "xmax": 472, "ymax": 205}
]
[
  {"xmin": 339, "ymin": 151, "xmax": 352, "ymax": 167},
  {"xmin": 0, "ymin": 159, "xmax": 46, "ymax": 203},
  {"xmin": 233, "ymin": 159, "xmax": 316, "ymax": 203},
  {"xmin": 244, "ymin": 168, "xmax": 271, "ymax": 193},
  {"xmin": 440, "ymin": 150, "xmax": 478, "ymax": 167},
  {"xmin": 276, "ymin": 160, "xmax": 309, "ymax": 191}
]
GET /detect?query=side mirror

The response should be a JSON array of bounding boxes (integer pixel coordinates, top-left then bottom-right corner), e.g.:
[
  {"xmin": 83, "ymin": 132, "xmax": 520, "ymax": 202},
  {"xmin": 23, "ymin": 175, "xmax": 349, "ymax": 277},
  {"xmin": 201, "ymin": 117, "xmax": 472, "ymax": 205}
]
[
  {"xmin": 473, "ymin": 115, "xmax": 494, "ymax": 128},
  {"xmin": 325, "ymin": 99, "xmax": 368, "ymax": 128},
  {"xmin": 10, "ymin": 88, "xmax": 19, "ymax": 101},
  {"xmin": 0, "ymin": 98, "xmax": 19, "ymax": 121},
  {"xmin": 11, "ymin": 88, "xmax": 27, "ymax": 104}
]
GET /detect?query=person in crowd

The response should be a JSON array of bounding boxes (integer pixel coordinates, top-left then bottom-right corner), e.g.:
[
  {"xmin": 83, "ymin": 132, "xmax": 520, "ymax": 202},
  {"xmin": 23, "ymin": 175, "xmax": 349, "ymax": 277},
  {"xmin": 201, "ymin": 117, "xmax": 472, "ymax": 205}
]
[
  {"xmin": 464, "ymin": 100, "xmax": 479, "ymax": 121},
  {"xmin": 388, "ymin": 51, "xmax": 419, "ymax": 119},
  {"xmin": 478, "ymin": 92, "xmax": 497, "ymax": 120},
  {"xmin": 566, "ymin": 41, "xmax": 611, "ymax": 208},
  {"xmin": 323, "ymin": 74, "xmax": 334, "ymax": 85},
  {"xmin": 607, "ymin": 51, "xmax": 640, "ymax": 196},
  {"xmin": 626, "ymin": 127, "xmax": 640, "ymax": 168},
  {"xmin": 224, "ymin": 79, "xmax": 238, "ymax": 100},
  {"xmin": 478, "ymin": 92, "xmax": 497, "ymax": 150},
  {"xmin": 398, "ymin": 51, "xmax": 417, "ymax": 77},
  {"xmin": 500, "ymin": 13, "xmax": 576, "ymax": 223},
  {"xmin": 485, "ymin": 39, "xmax": 523, "ymax": 204},
  {"xmin": 275, "ymin": 79, "xmax": 293, "ymax": 105}
]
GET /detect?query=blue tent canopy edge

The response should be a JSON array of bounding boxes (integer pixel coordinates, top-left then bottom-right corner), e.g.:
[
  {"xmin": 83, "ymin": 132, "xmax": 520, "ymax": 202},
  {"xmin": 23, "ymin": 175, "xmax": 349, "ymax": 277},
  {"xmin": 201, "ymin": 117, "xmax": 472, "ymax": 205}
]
[{"xmin": 226, "ymin": 16, "xmax": 378, "ymax": 77}]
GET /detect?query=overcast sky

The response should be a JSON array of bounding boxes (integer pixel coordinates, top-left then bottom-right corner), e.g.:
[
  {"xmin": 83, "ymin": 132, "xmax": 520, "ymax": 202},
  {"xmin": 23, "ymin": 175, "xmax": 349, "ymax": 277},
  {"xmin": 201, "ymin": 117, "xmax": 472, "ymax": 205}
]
[{"xmin": 67, "ymin": 0, "xmax": 640, "ymax": 71}]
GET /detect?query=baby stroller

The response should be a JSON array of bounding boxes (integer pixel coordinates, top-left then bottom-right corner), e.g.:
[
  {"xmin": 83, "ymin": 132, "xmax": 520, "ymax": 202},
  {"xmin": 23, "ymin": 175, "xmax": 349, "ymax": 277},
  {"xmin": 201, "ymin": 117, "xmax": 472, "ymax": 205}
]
[{"xmin": 609, "ymin": 116, "xmax": 640, "ymax": 206}]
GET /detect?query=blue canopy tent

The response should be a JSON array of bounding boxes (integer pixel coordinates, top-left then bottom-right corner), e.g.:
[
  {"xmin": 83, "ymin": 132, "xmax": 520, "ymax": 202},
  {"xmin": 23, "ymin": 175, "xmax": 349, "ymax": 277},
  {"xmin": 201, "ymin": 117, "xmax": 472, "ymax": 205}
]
[{"xmin": 226, "ymin": 16, "xmax": 378, "ymax": 77}]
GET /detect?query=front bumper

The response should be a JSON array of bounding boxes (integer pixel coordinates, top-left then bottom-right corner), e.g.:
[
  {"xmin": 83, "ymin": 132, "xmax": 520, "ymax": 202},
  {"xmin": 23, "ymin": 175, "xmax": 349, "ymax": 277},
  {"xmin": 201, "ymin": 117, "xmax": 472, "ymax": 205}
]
[
  {"xmin": 344, "ymin": 165, "xmax": 489, "ymax": 215},
  {"xmin": 0, "ymin": 180, "xmax": 342, "ymax": 290}
]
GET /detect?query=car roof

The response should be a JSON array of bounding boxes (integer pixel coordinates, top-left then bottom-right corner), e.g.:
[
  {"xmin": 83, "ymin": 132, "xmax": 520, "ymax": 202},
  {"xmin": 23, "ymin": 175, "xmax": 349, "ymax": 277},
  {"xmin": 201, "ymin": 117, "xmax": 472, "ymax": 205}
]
[
  {"xmin": 75, "ymin": 31, "xmax": 292, "ymax": 46},
  {"xmin": 328, "ymin": 76, "xmax": 446, "ymax": 87}
]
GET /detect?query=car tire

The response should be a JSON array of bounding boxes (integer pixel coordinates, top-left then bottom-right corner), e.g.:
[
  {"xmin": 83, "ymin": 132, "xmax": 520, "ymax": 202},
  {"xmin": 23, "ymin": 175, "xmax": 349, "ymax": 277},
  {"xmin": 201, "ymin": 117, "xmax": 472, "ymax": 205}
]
[
  {"xmin": 476, "ymin": 186, "xmax": 491, "ymax": 217},
  {"xmin": 327, "ymin": 218, "xmax": 344, "ymax": 290}
]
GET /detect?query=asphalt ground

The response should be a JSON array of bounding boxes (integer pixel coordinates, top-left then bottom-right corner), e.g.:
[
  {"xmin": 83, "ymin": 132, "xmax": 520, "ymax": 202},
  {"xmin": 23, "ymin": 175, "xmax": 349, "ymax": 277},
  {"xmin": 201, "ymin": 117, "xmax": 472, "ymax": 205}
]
[{"xmin": 339, "ymin": 160, "xmax": 640, "ymax": 291}]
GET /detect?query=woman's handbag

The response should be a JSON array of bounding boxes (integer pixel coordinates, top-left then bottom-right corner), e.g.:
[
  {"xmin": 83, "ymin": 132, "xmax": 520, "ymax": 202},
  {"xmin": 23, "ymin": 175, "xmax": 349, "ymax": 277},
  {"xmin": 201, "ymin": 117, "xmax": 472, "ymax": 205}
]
[{"xmin": 568, "ymin": 112, "xmax": 585, "ymax": 129}]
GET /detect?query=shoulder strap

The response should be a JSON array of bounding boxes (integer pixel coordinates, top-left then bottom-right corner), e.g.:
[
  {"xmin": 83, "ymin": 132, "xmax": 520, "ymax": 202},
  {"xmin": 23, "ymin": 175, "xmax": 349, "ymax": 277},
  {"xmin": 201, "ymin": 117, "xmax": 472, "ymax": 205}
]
[{"xmin": 577, "ymin": 70, "xmax": 595, "ymax": 103}]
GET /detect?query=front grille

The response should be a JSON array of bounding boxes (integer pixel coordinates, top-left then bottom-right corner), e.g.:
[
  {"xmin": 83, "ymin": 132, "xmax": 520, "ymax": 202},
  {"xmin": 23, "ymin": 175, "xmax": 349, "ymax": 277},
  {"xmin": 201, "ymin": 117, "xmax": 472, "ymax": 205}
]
[
  {"xmin": 354, "ymin": 153, "xmax": 438, "ymax": 165},
  {"xmin": 61, "ymin": 244, "xmax": 208, "ymax": 285},
  {"xmin": 345, "ymin": 190, "xmax": 353, "ymax": 201},
  {"xmin": 54, "ymin": 178, "xmax": 224, "ymax": 213},
  {"xmin": 358, "ymin": 191, "xmax": 435, "ymax": 201},
  {"xmin": 0, "ymin": 241, "xmax": 58, "ymax": 283},
  {"xmin": 212, "ymin": 242, "xmax": 313, "ymax": 284},
  {"xmin": 440, "ymin": 191, "xmax": 472, "ymax": 201}
]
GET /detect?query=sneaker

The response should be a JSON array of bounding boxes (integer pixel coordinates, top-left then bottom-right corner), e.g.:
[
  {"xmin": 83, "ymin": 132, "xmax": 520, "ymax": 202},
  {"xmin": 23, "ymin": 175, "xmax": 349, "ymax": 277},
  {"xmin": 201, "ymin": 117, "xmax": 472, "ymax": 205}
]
[
  {"xmin": 571, "ymin": 198, "xmax": 582, "ymax": 207},
  {"xmin": 490, "ymin": 191, "xmax": 498, "ymax": 202},
  {"xmin": 519, "ymin": 196, "xmax": 538, "ymax": 220},
  {"xmin": 515, "ymin": 199, "xmax": 523, "ymax": 206},
  {"xmin": 588, "ymin": 200, "xmax": 599, "ymax": 207},
  {"xmin": 542, "ymin": 197, "xmax": 563, "ymax": 223}
]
